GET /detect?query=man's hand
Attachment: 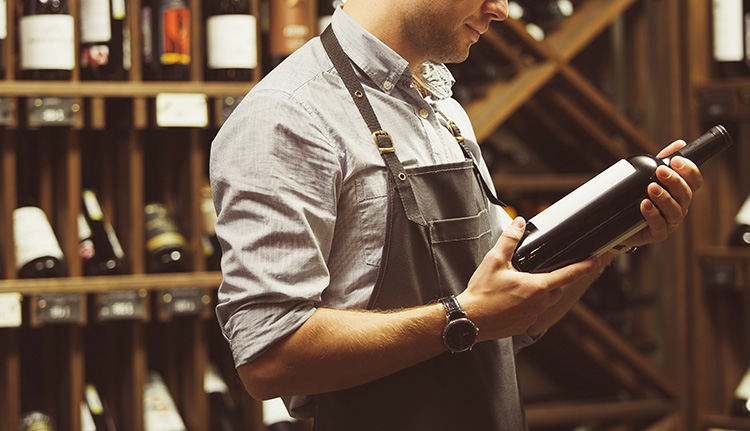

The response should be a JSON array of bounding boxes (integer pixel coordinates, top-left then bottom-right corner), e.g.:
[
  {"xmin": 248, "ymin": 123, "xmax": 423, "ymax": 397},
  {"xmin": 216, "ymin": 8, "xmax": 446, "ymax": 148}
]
[
  {"xmin": 458, "ymin": 217, "xmax": 602, "ymax": 342},
  {"xmin": 624, "ymin": 140, "xmax": 704, "ymax": 247}
]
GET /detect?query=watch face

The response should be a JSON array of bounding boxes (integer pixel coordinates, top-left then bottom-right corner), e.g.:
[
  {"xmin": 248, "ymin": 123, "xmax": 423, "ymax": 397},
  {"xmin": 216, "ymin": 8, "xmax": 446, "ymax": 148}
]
[{"xmin": 444, "ymin": 318, "xmax": 478, "ymax": 353}]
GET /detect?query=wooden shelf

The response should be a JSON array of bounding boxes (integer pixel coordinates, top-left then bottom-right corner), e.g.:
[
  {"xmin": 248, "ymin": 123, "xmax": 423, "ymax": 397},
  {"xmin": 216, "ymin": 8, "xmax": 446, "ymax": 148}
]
[
  {"xmin": 0, "ymin": 272, "xmax": 222, "ymax": 295},
  {"xmin": 0, "ymin": 81, "xmax": 256, "ymax": 98}
]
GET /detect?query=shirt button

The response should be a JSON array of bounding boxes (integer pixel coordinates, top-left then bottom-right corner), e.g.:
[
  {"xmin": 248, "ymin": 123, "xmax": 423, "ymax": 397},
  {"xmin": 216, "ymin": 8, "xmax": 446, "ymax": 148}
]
[
  {"xmin": 419, "ymin": 109, "xmax": 429, "ymax": 119},
  {"xmin": 383, "ymin": 80, "xmax": 393, "ymax": 91}
]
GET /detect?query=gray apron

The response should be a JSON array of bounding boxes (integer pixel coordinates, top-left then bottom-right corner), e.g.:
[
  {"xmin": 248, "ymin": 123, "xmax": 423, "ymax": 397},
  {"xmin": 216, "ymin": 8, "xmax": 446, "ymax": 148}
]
[{"xmin": 313, "ymin": 26, "xmax": 527, "ymax": 431}]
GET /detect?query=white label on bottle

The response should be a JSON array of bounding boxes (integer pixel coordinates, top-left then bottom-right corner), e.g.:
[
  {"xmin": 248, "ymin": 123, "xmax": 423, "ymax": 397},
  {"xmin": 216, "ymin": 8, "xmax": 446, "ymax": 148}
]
[
  {"xmin": 80, "ymin": 0, "xmax": 112, "ymax": 43},
  {"xmin": 204, "ymin": 363, "xmax": 230, "ymax": 393},
  {"xmin": 736, "ymin": 367, "xmax": 750, "ymax": 401},
  {"xmin": 156, "ymin": 93, "xmax": 208, "ymax": 128},
  {"xmin": 713, "ymin": 0, "xmax": 744, "ymax": 62},
  {"xmin": 112, "ymin": 0, "xmax": 126, "ymax": 20},
  {"xmin": 207, "ymin": 14, "xmax": 258, "ymax": 69},
  {"xmin": 0, "ymin": 0, "xmax": 7, "ymax": 40},
  {"xmin": 144, "ymin": 372, "xmax": 187, "ymax": 431},
  {"xmin": 735, "ymin": 195, "xmax": 750, "ymax": 225},
  {"xmin": 0, "ymin": 293, "xmax": 22, "ymax": 328},
  {"xmin": 85, "ymin": 384, "xmax": 105, "ymax": 415},
  {"xmin": 262, "ymin": 397, "xmax": 295, "ymax": 426},
  {"xmin": 81, "ymin": 401, "xmax": 97, "ymax": 431},
  {"xmin": 529, "ymin": 159, "xmax": 637, "ymax": 232},
  {"xmin": 19, "ymin": 15, "xmax": 75, "ymax": 71},
  {"xmin": 13, "ymin": 207, "xmax": 65, "ymax": 270}
]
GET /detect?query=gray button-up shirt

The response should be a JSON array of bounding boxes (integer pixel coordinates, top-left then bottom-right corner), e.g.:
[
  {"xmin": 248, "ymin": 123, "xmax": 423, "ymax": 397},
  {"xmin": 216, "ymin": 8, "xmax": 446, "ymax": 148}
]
[{"xmin": 210, "ymin": 6, "xmax": 525, "ymax": 418}]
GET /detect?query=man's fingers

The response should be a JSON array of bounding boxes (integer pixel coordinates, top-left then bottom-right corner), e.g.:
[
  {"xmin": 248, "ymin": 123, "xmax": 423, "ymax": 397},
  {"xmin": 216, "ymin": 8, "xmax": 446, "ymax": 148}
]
[{"xmin": 491, "ymin": 217, "xmax": 526, "ymax": 267}]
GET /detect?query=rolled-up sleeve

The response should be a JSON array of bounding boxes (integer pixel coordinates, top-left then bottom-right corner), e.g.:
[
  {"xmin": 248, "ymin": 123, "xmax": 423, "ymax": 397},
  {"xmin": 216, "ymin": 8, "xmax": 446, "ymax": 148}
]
[{"xmin": 210, "ymin": 88, "xmax": 341, "ymax": 367}]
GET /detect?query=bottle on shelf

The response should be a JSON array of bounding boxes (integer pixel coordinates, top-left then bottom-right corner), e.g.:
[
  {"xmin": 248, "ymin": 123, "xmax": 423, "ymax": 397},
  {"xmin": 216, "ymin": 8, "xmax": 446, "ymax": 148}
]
[
  {"xmin": 513, "ymin": 125, "xmax": 733, "ymax": 273},
  {"xmin": 205, "ymin": 0, "xmax": 257, "ymax": 81},
  {"xmin": 200, "ymin": 183, "xmax": 221, "ymax": 271},
  {"xmin": 79, "ymin": 188, "xmax": 127, "ymax": 275},
  {"xmin": 79, "ymin": 0, "xmax": 130, "ymax": 80},
  {"xmin": 205, "ymin": 362, "xmax": 241, "ymax": 431},
  {"xmin": 83, "ymin": 383, "xmax": 117, "ymax": 431},
  {"xmin": 18, "ymin": 411, "xmax": 56, "ymax": 431},
  {"xmin": 267, "ymin": 0, "xmax": 313, "ymax": 71},
  {"xmin": 0, "ymin": 0, "xmax": 7, "ymax": 78},
  {"xmin": 733, "ymin": 364, "xmax": 750, "ymax": 416},
  {"xmin": 144, "ymin": 202, "xmax": 190, "ymax": 273},
  {"xmin": 262, "ymin": 397, "xmax": 297, "ymax": 431},
  {"xmin": 18, "ymin": 0, "xmax": 75, "ymax": 80},
  {"xmin": 143, "ymin": 371, "xmax": 187, "ymax": 431},
  {"xmin": 13, "ymin": 206, "xmax": 68, "ymax": 278},
  {"xmin": 711, "ymin": 0, "xmax": 750, "ymax": 77},
  {"xmin": 142, "ymin": 0, "xmax": 191, "ymax": 80},
  {"xmin": 729, "ymin": 193, "xmax": 750, "ymax": 246}
]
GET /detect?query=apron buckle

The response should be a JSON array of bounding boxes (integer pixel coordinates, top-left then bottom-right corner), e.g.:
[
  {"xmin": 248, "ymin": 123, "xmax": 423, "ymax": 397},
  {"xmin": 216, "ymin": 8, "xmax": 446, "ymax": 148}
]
[{"xmin": 373, "ymin": 130, "xmax": 395, "ymax": 154}]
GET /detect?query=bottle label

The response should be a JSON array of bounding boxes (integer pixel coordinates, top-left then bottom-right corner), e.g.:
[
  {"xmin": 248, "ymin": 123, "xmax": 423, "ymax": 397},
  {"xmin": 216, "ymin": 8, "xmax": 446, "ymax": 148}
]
[
  {"xmin": 80, "ymin": 0, "xmax": 112, "ymax": 43},
  {"xmin": 529, "ymin": 159, "xmax": 637, "ymax": 232},
  {"xmin": 712, "ymin": 0, "xmax": 744, "ymax": 62},
  {"xmin": 159, "ymin": 7, "xmax": 191, "ymax": 65},
  {"xmin": 13, "ymin": 207, "xmax": 65, "ymax": 270},
  {"xmin": 206, "ymin": 14, "xmax": 257, "ymax": 69},
  {"xmin": 144, "ymin": 203, "xmax": 187, "ymax": 252},
  {"xmin": 0, "ymin": 0, "xmax": 7, "ymax": 40},
  {"xmin": 736, "ymin": 367, "xmax": 750, "ymax": 399},
  {"xmin": 144, "ymin": 372, "xmax": 187, "ymax": 431},
  {"xmin": 736, "ymin": 195, "xmax": 750, "ymax": 225},
  {"xmin": 85, "ymin": 384, "xmax": 105, "ymax": 415},
  {"xmin": 19, "ymin": 15, "xmax": 76, "ymax": 71},
  {"xmin": 269, "ymin": 0, "xmax": 311, "ymax": 56},
  {"xmin": 78, "ymin": 213, "xmax": 96, "ymax": 261},
  {"xmin": 112, "ymin": 0, "xmax": 126, "ymax": 20}
]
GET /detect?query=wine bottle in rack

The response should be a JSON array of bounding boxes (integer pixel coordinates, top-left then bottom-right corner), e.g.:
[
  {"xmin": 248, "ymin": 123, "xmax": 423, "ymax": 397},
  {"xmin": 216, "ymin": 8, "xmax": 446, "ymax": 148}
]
[
  {"xmin": 143, "ymin": 371, "xmax": 187, "ymax": 431},
  {"xmin": 712, "ymin": 0, "xmax": 750, "ymax": 76},
  {"xmin": 205, "ymin": 362, "xmax": 240, "ymax": 431},
  {"xmin": 262, "ymin": 397, "xmax": 297, "ymax": 431},
  {"xmin": 733, "ymin": 364, "xmax": 750, "ymax": 416},
  {"xmin": 79, "ymin": 0, "xmax": 129, "ymax": 80},
  {"xmin": 144, "ymin": 202, "xmax": 190, "ymax": 273},
  {"xmin": 142, "ymin": 0, "xmax": 191, "ymax": 80},
  {"xmin": 205, "ymin": 0, "xmax": 257, "ymax": 81},
  {"xmin": 19, "ymin": 0, "xmax": 75, "ymax": 80},
  {"xmin": 0, "ymin": 0, "xmax": 7, "ymax": 78},
  {"xmin": 513, "ymin": 125, "xmax": 733, "ymax": 273},
  {"xmin": 18, "ymin": 411, "xmax": 57, "ymax": 431},
  {"xmin": 79, "ymin": 188, "xmax": 127, "ymax": 275},
  {"xmin": 267, "ymin": 0, "xmax": 313, "ymax": 71},
  {"xmin": 729, "ymin": 193, "xmax": 750, "ymax": 246},
  {"xmin": 83, "ymin": 383, "xmax": 117, "ymax": 431},
  {"xmin": 13, "ymin": 206, "xmax": 68, "ymax": 278}
]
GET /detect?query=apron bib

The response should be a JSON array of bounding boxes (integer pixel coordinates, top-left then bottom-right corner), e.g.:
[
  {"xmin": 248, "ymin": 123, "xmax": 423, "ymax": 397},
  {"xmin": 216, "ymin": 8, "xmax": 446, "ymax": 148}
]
[{"xmin": 313, "ymin": 26, "xmax": 527, "ymax": 431}]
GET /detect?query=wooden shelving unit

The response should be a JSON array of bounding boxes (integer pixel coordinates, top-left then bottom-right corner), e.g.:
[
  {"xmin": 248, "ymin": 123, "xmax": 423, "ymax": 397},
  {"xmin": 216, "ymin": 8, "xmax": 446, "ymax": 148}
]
[{"xmin": 0, "ymin": 0, "xmax": 704, "ymax": 430}]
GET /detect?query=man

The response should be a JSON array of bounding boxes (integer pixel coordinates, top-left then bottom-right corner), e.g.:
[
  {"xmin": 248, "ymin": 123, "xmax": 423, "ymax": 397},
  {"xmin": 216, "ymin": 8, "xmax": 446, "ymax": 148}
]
[{"xmin": 209, "ymin": 0, "xmax": 702, "ymax": 429}]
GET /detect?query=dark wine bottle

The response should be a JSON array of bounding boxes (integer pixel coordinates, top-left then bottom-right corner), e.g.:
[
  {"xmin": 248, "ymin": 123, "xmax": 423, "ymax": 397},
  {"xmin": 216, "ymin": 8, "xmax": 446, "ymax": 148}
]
[
  {"xmin": 13, "ymin": 206, "xmax": 68, "ymax": 278},
  {"xmin": 79, "ymin": 188, "xmax": 127, "ymax": 275},
  {"xmin": 205, "ymin": 0, "xmax": 256, "ymax": 81},
  {"xmin": 513, "ymin": 125, "xmax": 733, "ymax": 273},
  {"xmin": 268, "ymin": 0, "xmax": 313, "ymax": 70},
  {"xmin": 730, "ymin": 193, "xmax": 750, "ymax": 246},
  {"xmin": 19, "ymin": 0, "xmax": 75, "ymax": 80},
  {"xmin": 79, "ymin": 0, "xmax": 129, "ymax": 80},
  {"xmin": 262, "ymin": 398, "xmax": 296, "ymax": 431},
  {"xmin": 733, "ymin": 365, "xmax": 750, "ymax": 416},
  {"xmin": 18, "ymin": 411, "xmax": 56, "ymax": 431},
  {"xmin": 712, "ymin": 0, "xmax": 750, "ymax": 76},
  {"xmin": 148, "ymin": 0, "xmax": 191, "ymax": 80},
  {"xmin": 144, "ymin": 202, "xmax": 189, "ymax": 273},
  {"xmin": 84, "ymin": 383, "xmax": 117, "ymax": 431},
  {"xmin": 205, "ymin": 363, "xmax": 240, "ymax": 431}
]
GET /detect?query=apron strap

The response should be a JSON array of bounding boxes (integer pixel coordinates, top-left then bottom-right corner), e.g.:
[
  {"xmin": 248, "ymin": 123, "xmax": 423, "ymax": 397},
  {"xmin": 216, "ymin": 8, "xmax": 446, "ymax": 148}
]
[{"xmin": 321, "ymin": 25, "xmax": 427, "ymax": 226}]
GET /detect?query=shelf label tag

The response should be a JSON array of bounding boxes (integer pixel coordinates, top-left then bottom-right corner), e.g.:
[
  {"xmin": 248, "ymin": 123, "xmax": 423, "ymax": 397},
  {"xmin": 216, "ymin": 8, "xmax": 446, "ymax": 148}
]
[
  {"xmin": 0, "ymin": 293, "xmax": 23, "ymax": 328},
  {"xmin": 35, "ymin": 293, "xmax": 83, "ymax": 324},
  {"xmin": 0, "ymin": 98, "xmax": 14, "ymax": 126},
  {"xmin": 155, "ymin": 93, "xmax": 208, "ymax": 128},
  {"xmin": 97, "ymin": 290, "xmax": 148, "ymax": 321},
  {"xmin": 27, "ymin": 97, "xmax": 80, "ymax": 127},
  {"xmin": 161, "ymin": 289, "xmax": 210, "ymax": 317}
]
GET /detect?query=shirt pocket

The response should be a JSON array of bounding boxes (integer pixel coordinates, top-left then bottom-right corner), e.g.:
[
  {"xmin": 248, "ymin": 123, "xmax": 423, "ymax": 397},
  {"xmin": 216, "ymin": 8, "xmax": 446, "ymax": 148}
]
[{"xmin": 355, "ymin": 173, "xmax": 389, "ymax": 267}]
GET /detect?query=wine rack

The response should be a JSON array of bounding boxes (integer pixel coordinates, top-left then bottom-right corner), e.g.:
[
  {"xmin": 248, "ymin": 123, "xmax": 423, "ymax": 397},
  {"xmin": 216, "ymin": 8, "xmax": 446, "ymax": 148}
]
[{"xmin": 0, "ymin": 0, "xmax": 698, "ymax": 430}]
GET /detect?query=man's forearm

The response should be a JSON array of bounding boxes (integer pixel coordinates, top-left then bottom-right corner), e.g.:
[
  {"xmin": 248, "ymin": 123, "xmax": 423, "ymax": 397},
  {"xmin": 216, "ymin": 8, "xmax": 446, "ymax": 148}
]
[{"xmin": 238, "ymin": 304, "xmax": 448, "ymax": 400}]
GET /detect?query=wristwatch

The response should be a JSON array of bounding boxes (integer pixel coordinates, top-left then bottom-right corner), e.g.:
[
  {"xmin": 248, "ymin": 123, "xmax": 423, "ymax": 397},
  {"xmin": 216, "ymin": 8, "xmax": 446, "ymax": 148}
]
[{"xmin": 439, "ymin": 295, "xmax": 478, "ymax": 353}]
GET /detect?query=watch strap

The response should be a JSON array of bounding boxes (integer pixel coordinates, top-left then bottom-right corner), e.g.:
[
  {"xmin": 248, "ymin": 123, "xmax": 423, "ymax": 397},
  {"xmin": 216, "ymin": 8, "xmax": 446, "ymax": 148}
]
[{"xmin": 439, "ymin": 295, "xmax": 467, "ymax": 321}]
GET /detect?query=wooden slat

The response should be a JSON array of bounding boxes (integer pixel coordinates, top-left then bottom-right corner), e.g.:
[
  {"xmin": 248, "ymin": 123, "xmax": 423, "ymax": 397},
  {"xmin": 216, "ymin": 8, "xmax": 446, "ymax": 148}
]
[
  {"xmin": 490, "ymin": 173, "xmax": 590, "ymax": 193},
  {"xmin": 0, "ymin": 329, "xmax": 20, "ymax": 431},
  {"xmin": 525, "ymin": 398, "xmax": 677, "ymax": 428},
  {"xmin": 0, "ymin": 81, "xmax": 255, "ymax": 98},
  {"xmin": 0, "ymin": 272, "xmax": 222, "ymax": 295},
  {"xmin": 1, "ymin": 129, "xmax": 16, "ymax": 278}
]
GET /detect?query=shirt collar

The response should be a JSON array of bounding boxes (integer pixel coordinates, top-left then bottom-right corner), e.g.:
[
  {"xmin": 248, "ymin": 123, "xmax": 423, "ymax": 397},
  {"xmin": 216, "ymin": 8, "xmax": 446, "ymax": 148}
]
[{"xmin": 330, "ymin": 7, "xmax": 455, "ymax": 101}]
